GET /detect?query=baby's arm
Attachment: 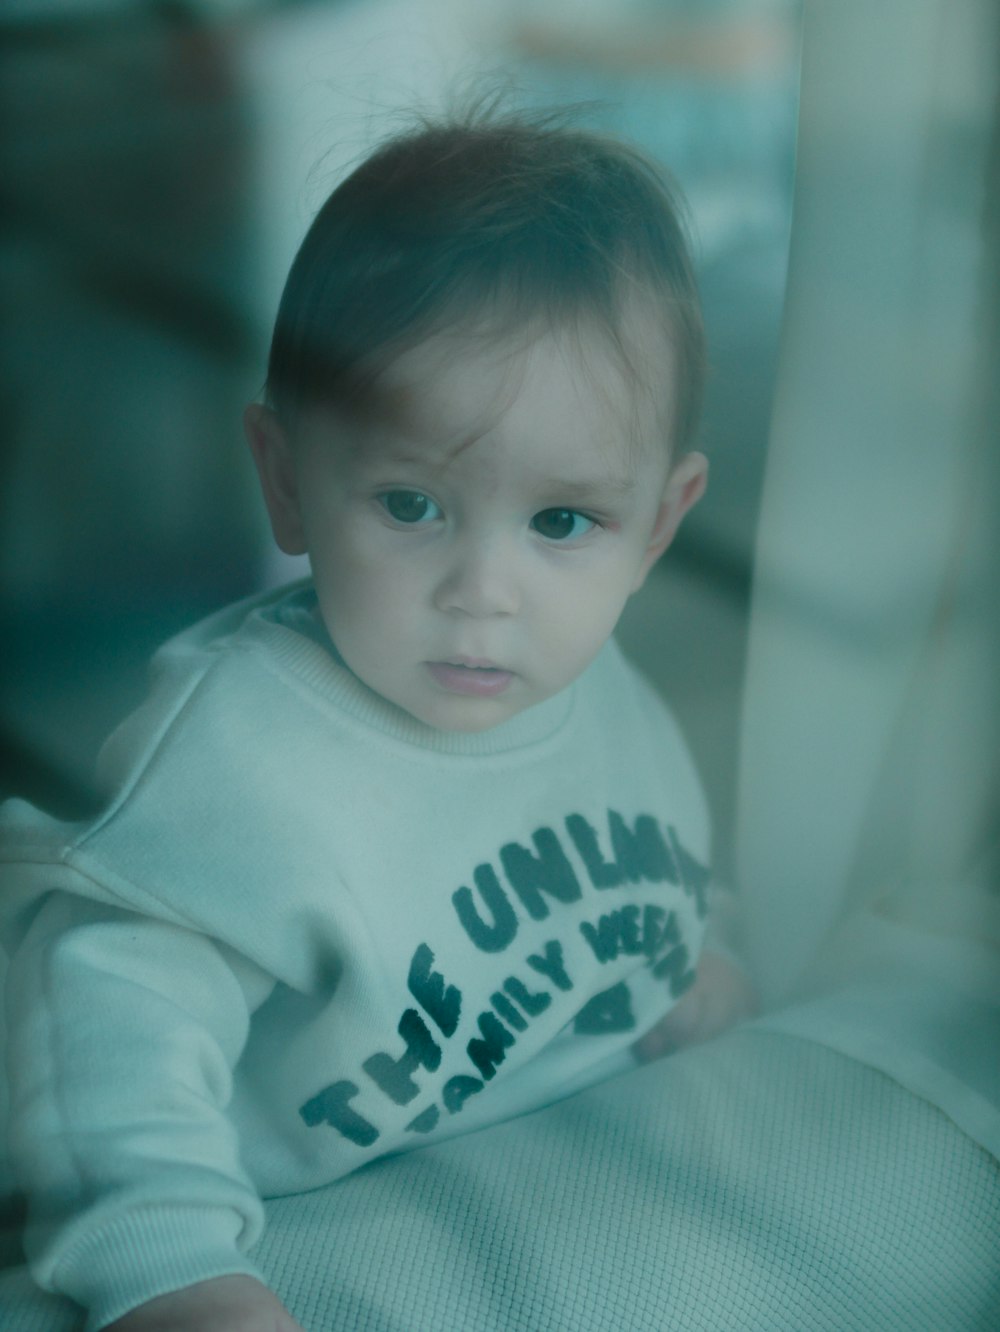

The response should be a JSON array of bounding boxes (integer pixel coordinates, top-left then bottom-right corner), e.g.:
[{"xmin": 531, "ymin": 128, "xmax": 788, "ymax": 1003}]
[
  {"xmin": 104, "ymin": 1276, "xmax": 304, "ymax": 1332},
  {"xmin": 633, "ymin": 881, "xmax": 757, "ymax": 1060},
  {"xmin": 632, "ymin": 950, "xmax": 757, "ymax": 1061},
  {"xmin": 6, "ymin": 891, "xmax": 274, "ymax": 1328}
]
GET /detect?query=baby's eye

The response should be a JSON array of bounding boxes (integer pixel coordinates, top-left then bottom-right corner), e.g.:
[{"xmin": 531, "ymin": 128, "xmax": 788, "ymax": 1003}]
[
  {"xmin": 531, "ymin": 508, "xmax": 597, "ymax": 541},
  {"xmin": 378, "ymin": 490, "xmax": 441, "ymax": 525}
]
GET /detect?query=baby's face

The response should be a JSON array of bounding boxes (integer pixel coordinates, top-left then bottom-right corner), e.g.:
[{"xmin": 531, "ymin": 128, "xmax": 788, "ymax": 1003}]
[{"xmin": 255, "ymin": 321, "xmax": 705, "ymax": 732}]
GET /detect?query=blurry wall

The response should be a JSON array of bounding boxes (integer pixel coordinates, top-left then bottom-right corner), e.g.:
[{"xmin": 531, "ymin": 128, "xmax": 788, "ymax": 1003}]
[
  {"xmin": 737, "ymin": 0, "xmax": 1000, "ymax": 1001},
  {"xmin": 1, "ymin": 1, "xmax": 268, "ymax": 808}
]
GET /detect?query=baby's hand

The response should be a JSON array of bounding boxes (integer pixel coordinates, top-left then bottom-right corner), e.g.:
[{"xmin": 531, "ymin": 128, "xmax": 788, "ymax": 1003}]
[
  {"xmin": 103, "ymin": 1275, "xmax": 306, "ymax": 1332},
  {"xmin": 632, "ymin": 951, "xmax": 757, "ymax": 1063}
]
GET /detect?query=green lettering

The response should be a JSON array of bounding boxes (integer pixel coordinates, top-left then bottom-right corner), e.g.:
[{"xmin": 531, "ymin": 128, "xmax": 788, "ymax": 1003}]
[
  {"xmin": 299, "ymin": 1080, "xmax": 379, "ymax": 1146},
  {"xmin": 500, "ymin": 827, "xmax": 581, "ymax": 920},
  {"xmin": 467, "ymin": 1011, "xmax": 516, "ymax": 1080},
  {"xmin": 566, "ymin": 813, "xmax": 623, "ymax": 888},
  {"xmin": 526, "ymin": 939, "xmax": 574, "ymax": 991},
  {"xmin": 408, "ymin": 943, "xmax": 462, "ymax": 1037},
  {"xmin": 609, "ymin": 811, "xmax": 678, "ymax": 884},
  {"xmin": 453, "ymin": 864, "xmax": 518, "ymax": 952},
  {"xmin": 503, "ymin": 976, "xmax": 551, "ymax": 1016},
  {"xmin": 362, "ymin": 1009, "xmax": 441, "ymax": 1105},
  {"xmin": 443, "ymin": 1075, "xmax": 484, "ymax": 1115}
]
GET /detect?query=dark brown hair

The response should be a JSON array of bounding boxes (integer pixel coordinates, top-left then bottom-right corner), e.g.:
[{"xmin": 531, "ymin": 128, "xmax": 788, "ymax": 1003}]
[{"xmin": 265, "ymin": 108, "xmax": 706, "ymax": 451}]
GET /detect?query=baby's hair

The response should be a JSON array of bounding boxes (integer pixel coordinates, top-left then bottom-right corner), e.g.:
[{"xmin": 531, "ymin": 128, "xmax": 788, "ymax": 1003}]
[{"xmin": 265, "ymin": 104, "xmax": 706, "ymax": 452}]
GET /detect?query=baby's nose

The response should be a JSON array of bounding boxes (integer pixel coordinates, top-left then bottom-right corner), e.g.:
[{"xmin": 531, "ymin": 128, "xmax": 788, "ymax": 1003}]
[{"xmin": 433, "ymin": 539, "xmax": 520, "ymax": 617}]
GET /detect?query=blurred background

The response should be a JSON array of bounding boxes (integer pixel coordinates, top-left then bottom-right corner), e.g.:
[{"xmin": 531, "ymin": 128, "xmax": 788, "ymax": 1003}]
[{"xmin": 0, "ymin": 0, "xmax": 803, "ymax": 881}]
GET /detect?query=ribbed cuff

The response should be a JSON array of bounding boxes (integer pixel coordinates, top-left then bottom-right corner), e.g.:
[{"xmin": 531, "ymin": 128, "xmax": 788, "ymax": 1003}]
[{"xmin": 55, "ymin": 1204, "xmax": 263, "ymax": 1332}]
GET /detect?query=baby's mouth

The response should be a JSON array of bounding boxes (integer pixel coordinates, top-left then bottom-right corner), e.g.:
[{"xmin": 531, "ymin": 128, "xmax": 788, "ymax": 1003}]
[{"xmin": 426, "ymin": 660, "xmax": 514, "ymax": 696}]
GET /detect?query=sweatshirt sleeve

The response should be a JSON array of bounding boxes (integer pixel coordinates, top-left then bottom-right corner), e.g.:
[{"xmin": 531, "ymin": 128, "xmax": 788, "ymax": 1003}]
[
  {"xmin": 5, "ymin": 889, "xmax": 270, "ymax": 1330},
  {"xmin": 616, "ymin": 647, "xmax": 743, "ymax": 974}
]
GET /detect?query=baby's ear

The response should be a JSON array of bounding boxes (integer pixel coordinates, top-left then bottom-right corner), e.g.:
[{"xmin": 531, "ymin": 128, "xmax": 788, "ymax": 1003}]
[
  {"xmin": 244, "ymin": 404, "xmax": 308, "ymax": 555},
  {"xmin": 632, "ymin": 451, "xmax": 708, "ymax": 592}
]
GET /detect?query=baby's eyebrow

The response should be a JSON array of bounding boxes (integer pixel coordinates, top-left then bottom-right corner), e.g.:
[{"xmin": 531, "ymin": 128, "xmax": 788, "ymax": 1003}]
[{"xmin": 538, "ymin": 474, "xmax": 638, "ymax": 504}]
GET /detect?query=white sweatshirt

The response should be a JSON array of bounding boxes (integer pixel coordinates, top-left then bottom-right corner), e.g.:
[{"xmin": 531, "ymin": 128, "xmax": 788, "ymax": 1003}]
[{"xmin": 1, "ymin": 581, "xmax": 714, "ymax": 1328}]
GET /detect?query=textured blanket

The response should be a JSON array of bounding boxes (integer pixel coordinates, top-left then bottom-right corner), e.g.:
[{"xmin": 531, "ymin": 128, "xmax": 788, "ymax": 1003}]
[{"xmin": 2, "ymin": 1027, "xmax": 997, "ymax": 1331}]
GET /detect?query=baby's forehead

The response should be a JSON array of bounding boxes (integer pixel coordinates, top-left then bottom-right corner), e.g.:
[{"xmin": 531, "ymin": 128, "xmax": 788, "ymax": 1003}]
[{"xmin": 350, "ymin": 312, "xmax": 677, "ymax": 467}]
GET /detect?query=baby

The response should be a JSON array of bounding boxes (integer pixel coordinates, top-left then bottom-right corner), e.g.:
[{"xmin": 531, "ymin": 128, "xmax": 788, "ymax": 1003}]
[{"xmin": 1, "ymin": 111, "xmax": 752, "ymax": 1331}]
